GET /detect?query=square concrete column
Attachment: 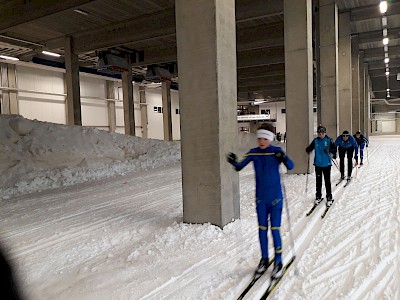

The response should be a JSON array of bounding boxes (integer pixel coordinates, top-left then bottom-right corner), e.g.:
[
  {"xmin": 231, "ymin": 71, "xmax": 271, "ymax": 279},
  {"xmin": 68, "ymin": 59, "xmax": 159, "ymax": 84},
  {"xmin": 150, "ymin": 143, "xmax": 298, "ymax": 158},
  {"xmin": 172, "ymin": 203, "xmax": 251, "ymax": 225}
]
[
  {"xmin": 351, "ymin": 37, "xmax": 360, "ymax": 132},
  {"xmin": 176, "ymin": 0, "xmax": 239, "ymax": 228},
  {"xmin": 359, "ymin": 52, "xmax": 365, "ymax": 134},
  {"xmin": 65, "ymin": 36, "xmax": 82, "ymax": 126},
  {"xmin": 122, "ymin": 69, "xmax": 135, "ymax": 136},
  {"xmin": 284, "ymin": 0, "xmax": 314, "ymax": 174},
  {"xmin": 338, "ymin": 12, "xmax": 352, "ymax": 133},
  {"xmin": 106, "ymin": 81, "xmax": 116, "ymax": 133},
  {"xmin": 319, "ymin": 0, "xmax": 339, "ymax": 137},
  {"xmin": 0, "ymin": 63, "xmax": 18, "ymax": 114},
  {"xmin": 162, "ymin": 81, "xmax": 173, "ymax": 141},
  {"xmin": 364, "ymin": 65, "xmax": 371, "ymax": 137},
  {"xmin": 139, "ymin": 86, "xmax": 148, "ymax": 138}
]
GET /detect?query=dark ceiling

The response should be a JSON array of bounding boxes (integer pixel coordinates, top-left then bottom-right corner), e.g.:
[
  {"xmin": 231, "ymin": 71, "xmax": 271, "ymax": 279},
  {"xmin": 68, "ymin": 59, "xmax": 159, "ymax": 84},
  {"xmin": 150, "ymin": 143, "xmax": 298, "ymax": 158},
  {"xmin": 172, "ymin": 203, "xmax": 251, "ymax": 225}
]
[{"xmin": 0, "ymin": 0, "xmax": 399, "ymax": 108}]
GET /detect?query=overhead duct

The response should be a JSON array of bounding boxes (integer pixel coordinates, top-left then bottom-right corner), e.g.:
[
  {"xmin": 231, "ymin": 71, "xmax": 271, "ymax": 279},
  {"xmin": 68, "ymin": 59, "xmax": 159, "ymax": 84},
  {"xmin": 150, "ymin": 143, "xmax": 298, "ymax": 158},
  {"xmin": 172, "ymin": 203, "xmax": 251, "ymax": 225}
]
[
  {"xmin": 145, "ymin": 66, "xmax": 172, "ymax": 82},
  {"xmin": 96, "ymin": 51, "xmax": 130, "ymax": 73}
]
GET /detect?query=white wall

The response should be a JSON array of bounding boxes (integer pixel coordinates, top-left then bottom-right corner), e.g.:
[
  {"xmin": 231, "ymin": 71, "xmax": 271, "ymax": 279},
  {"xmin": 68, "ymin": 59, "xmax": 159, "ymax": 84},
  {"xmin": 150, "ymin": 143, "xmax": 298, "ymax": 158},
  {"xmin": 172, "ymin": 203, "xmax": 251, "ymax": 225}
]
[
  {"xmin": 16, "ymin": 65, "xmax": 66, "ymax": 124},
  {"xmin": 146, "ymin": 87, "xmax": 164, "ymax": 140},
  {"xmin": 258, "ymin": 102, "xmax": 286, "ymax": 134},
  {"xmin": 372, "ymin": 113, "xmax": 397, "ymax": 134},
  {"xmin": 171, "ymin": 89, "xmax": 181, "ymax": 140}
]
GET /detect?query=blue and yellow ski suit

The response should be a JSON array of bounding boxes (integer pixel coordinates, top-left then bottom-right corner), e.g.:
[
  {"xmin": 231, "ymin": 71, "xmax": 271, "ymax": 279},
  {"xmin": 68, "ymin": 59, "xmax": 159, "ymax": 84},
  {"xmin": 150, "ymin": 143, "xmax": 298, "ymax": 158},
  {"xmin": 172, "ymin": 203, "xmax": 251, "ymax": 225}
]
[{"xmin": 230, "ymin": 146, "xmax": 294, "ymax": 262}]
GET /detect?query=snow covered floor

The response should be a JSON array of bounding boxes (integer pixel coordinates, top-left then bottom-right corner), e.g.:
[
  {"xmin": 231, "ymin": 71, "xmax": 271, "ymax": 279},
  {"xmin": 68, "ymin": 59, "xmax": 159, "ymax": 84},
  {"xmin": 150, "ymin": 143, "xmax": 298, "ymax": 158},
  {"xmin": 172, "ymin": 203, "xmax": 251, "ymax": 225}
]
[{"xmin": 1, "ymin": 136, "xmax": 400, "ymax": 300}]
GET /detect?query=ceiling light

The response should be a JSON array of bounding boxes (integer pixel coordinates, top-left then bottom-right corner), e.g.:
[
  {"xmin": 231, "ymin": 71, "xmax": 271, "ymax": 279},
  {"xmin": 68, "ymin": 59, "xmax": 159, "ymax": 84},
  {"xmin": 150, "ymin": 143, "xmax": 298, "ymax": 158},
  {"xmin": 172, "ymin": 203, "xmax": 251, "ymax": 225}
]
[
  {"xmin": 383, "ymin": 37, "xmax": 389, "ymax": 45},
  {"xmin": 382, "ymin": 16, "xmax": 387, "ymax": 26},
  {"xmin": 384, "ymin": 58, "xmax": 390, "ymax": 63},
  {"xmin": 386, "ymin": 71, "xmax": 390, "ymax": 75},
  {"xmin": 42, "ymin": 51, "xmax": 61, "ymax": 57},
  {"xmin": 387, "ymin": 88, "xmax": 390, "ymax": 91},
  {"xmin": 74, "ymin": 9, "xmax": 89, "ymax": 15},
  {"xmin": 383, "ymin": 28, "xmax": 388, "ymax": 37},
  {"xmin": 0, "ymin": 55, "xmax": 19, "ymax": 61},
  {"xmin": 380, "ymin": 1, "xmax": 388, "ymax": 14},
  {"xmin": 384, "ymin": 45, "xmax": 388, "ymax": 52}
]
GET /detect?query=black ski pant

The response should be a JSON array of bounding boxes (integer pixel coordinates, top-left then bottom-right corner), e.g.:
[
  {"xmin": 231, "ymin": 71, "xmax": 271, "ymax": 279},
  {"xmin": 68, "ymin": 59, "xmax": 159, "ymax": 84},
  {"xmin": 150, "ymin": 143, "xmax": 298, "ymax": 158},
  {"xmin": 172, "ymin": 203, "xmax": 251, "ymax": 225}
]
[
  {"xmin": 338, "ymin": 147, "xmax": 354, "ymax": 178},
  {"xmin": 315, "ymin": 166, "xmax": 332, "ymax": 199}
]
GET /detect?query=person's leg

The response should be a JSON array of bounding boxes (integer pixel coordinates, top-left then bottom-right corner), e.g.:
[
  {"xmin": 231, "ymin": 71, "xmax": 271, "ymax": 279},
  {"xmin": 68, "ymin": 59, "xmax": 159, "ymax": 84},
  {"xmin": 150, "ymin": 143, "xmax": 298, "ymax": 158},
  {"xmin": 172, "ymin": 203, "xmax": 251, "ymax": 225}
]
[
  {"xmin": 347, "ymin": 148, "xmax": 354, "ymax": 178},
  {"xmin": 315, "ymin": 166, "xmax": 323, "ymax": 199},
  {"xmin": 270, "ymin": 200, "xmax": 283, "ymax": 263},
  {"xmin": 323, "ymin": 166, "xmax": 332, "ymax": 199},
  {"xmin": 339, "ymin": 147, "xmax": 345, "ymax": 178},
  {"xmin": 360, "ymin": 144, "xmax": 365, "ymax": 164},
  {"xmin": 256, "ymin": 200, "xmax": 269, "ymax": 259}
]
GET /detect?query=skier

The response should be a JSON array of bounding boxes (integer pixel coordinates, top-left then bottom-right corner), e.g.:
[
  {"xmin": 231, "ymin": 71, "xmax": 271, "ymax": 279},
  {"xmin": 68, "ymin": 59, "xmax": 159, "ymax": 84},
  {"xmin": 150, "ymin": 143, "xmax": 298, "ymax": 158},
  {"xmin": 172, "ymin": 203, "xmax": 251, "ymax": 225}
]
[
  {"xmin": 334, "ymin": 130, "xmax": 358, "ymax": 181},
  {"xmin": 353, "ymin": 130, "xmax": 369, "ymax": 166},
  {"xmin": 227, "ymin": 123, "xmax": 294, "ymax": 280},
  {"xmin": 305, "ymin": 125, "xmax": 336, "ymax": 207}
]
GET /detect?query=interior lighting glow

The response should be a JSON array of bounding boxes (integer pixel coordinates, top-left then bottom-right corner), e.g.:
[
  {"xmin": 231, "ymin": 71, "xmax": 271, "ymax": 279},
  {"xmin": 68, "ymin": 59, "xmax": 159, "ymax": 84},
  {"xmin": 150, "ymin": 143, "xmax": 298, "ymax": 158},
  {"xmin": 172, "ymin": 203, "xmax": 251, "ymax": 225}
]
[
  {"xmin": 387, "ymin": 88, "xmax": 390, "ymax": 91},
  {"xmin": 74, "ymin": 9, "xmax": 89, "ymax": 15},
  {"xmin": 383, "ymin": 37, "xmax": 389, "ymax": 45},
  {"xmin": 0, "ymin": 55, "xmax": 19, "ymax": 61},
  {"xmin": 42, "ymin": 51, "xmax": 61, "ymax": 57},
  {"xmin": 380, "ymin": 1, "xmax": 388, "ymax": 14},
  {"xmin": 386, "ymin": 71, "xmax": 390, "ymax": 75},
  {"xmin": 384, "ymin": 58, "xmax": 390, "ymax": 63}
]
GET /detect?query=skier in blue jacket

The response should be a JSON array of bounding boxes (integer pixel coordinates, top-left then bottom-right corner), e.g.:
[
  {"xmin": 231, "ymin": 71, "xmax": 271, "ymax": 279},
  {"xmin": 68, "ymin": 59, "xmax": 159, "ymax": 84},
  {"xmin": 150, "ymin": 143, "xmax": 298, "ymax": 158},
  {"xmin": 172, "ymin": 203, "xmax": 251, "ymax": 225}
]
[
  {"xmin": 305, "ymin": 125, "xmax": 336, "ymax": 207},
  {"xmin": 353, "ymin": 131, "xmax": 369, "ymax": 166},
  {"xmin": 334, "ymin": 130, "xmax": 358, "ymax": 181},
  {"xmin": 227, "ymin": 123, "xmax": 294, "ymax": 280}
]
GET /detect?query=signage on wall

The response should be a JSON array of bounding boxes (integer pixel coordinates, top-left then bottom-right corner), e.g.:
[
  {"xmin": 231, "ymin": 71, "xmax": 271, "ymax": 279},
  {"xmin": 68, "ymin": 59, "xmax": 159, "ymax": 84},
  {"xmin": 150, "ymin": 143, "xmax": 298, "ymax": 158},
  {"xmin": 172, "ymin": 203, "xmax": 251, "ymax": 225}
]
[{"xmin": 237, "ymin": 114, "xmax": 271, "ymax": 121}]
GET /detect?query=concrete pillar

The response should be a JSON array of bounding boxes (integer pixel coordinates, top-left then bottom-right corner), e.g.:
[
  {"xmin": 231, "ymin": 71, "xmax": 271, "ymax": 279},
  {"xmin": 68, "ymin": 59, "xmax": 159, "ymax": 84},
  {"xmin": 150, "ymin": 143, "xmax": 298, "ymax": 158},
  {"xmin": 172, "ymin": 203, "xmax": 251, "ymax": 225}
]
[
  {"xmin": 65, "ymin": 36, "xmax": 82, "ymax": 126},
  {"xmin": 162, "ymin": 81, "xmax": 173, "ymax": 141},
  {"xmin": 338, "ymin": 12, "xmax": 352, "ymax": 133},
  {"xmin": 0, "ymin": 63, "xmax": 18, "ymax": 115},
  {"xmin": 359, "ymin": 52, "xmax": 365, "ymax": 134},
  {"xmin": 396, "ymin": 113, "xmax": 400, "ymax": 133},
  {"xmin": 176, "ymin": 0, "xmax": 239, "ymax": 227},
  {"xmin": 364, "ymin": 65, "xmax": 370, "ymax": 137},
  {"xmin": 284, "ymin": 0, "xmax": 314, "ymax": 174},
  {"xmin": 106, "ymin": 81, "xmax": 116, "ymax": 133},
  {"xmin": 122, "ymin": 69, "xmax": 135, "ymax": 136},
  {"xmin": 319, "ymin": 0, "xmax": 339, "ymax": 138},
  {"xmin": 139, "ymin": 86, "xmax": 148, "ymax": 138},
  {"xmin": 351, "ymin": 37, "xmax": 360, "ymax": 133}
]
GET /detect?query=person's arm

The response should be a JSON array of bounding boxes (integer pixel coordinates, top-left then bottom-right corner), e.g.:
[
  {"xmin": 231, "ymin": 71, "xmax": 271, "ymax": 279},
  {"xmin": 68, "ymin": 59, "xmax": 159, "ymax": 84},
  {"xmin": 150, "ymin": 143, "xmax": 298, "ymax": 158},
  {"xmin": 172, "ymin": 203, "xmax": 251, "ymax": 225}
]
[
  {"xmin": 350, "ymin": 135, "xmax": 359, "ymax": 151},
  {"xmin": 305, "ymin": 139, "xmax": 315, "ymax": 153},
  {"xmin": 227, "ymin": 152, "xmax": 253, "ymax": 171},
  {"xmin": 329, "ymin": 138, "xmax": 337, "ymax": 158},
  {"xmin": 363, "ymin": 136, "xmax": 369, "ymax": 146},
  {"xmin": 274, "ymin": 149, "xmax": 295, "ymax": 170}
]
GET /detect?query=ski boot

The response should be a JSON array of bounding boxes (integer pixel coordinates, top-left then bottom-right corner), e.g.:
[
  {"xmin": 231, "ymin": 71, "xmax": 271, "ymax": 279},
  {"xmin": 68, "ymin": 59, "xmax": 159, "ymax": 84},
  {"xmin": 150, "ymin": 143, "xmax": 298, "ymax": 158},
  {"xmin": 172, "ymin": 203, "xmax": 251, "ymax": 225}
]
[
  {"xmin": 271, "ymin": 261, "xmax": 283, "ymax": 280},
  {"xmin": 314, "ymin": 197, "xmax": 323, "ymax": 205},
  {"xmin": 360, "ymin": 160, "xmax": 364, "ymax": 166},
  {"xmin": 255, "ymin": 258, "xmax": 269, "ymax": 276},
  {"xmin": 326, "ymin": 195, "xmax": 334, "ymax": 207}
]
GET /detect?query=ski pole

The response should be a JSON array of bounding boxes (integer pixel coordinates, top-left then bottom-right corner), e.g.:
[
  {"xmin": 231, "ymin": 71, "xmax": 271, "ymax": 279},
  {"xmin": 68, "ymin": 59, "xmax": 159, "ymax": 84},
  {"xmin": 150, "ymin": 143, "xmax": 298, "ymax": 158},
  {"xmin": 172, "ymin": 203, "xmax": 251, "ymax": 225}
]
[
  {"xmin": 282, "ymin": 178, "xmax": 298, "ymax": 275},
  {"xmin": 331, "ymin": 158, "xmax": 339, "ymax": 171},
  {"xmin": 366, "ymin": 146, "xmax": 369, "ymax": 164},
  {"xmin": 304, "ymin": 154, "xmax": 310, "ymax": 195}
]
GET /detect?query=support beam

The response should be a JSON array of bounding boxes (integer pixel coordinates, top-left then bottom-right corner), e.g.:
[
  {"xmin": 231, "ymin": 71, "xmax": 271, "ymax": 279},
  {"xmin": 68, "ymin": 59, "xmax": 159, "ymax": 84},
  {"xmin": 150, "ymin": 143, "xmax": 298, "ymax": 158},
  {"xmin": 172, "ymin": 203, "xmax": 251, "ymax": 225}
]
[
  {"xmin": 236, "ymin": 0, "xmax": 283, "ymax": 23},
  {"xmin": 368, "ymin": 58, "xmax": 400, "ymax": 70},
  {"xmin": 139, "ymin": 86, "xmax": 148, "ymax": 138},
  {"xmin": 351, "ymin": 37, "xmax": 360, "ymax": 132},
  {"xmin": 284, "ymin": 0, "xmax": 313, "ymax": 174},
  {"xmin": 162, "ymin": 81, "xmax": 173, "ymax": 141},
  {"xmin": 64, "ymin": 36, "xmax": 82, "ymax": 126},
  {"xmin": 236, "ymin": 22, "xmax": 284, "ymax": 52},
  {"xmin": 350, "ymin": 1, "xmax": 400, "ymax": 22},
  {"xmin": 0, "ymin": 0, "xmax": 96, "ymax": 31},
  {"xmin": 237, "ymin": 75, "xmax": 284, "ymax": 87},
  {"xmin": 237, "ymin": 46, "xmax": 285, "ymax": 68},
  {"xmin": 122, "ymin": 69, "xmax": 135, "ymax": 136},
  {"xmin": 237, "ymin": 64, "xmax": 285, "ymax": 80},
  {"xmin": 319, "ymin": 0, "xmax": 339, "ymax": 137},
  {"xmin": 0, "ymin": 63, "xmax": 19, "ymax": 115},
  {"xmin": 364, "ymin": 45, "xmax": 400, "ymax": 60},
  {"xmin": 238, "ymin": 83, "xmax": 285, "ymax": 93},
  {"xmin": 359, "ymin": 52, "xmax": 366, "ymax": 134},
  {"xmin": 364, "ymin": 64, "xmax": 370, "ymax": 137},
  {"xmin": 176, "ymin": 0, "xmax": 239, "ymax": 228},
  {"xmin": 106, "ymin": 81, "xmax": 116, "ymax": 133},
  {"xmin": 338, "ymin": 12, "xmax": 352, "ymax": 133}
]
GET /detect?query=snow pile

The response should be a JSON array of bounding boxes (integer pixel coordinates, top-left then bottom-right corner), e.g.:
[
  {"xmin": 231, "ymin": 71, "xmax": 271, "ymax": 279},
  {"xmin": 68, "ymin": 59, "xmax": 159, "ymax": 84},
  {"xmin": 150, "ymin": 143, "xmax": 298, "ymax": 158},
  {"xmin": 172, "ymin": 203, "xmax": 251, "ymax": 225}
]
[{"xmin": 0, "ymin": 115, "xmax": 181, "ymax": 199}]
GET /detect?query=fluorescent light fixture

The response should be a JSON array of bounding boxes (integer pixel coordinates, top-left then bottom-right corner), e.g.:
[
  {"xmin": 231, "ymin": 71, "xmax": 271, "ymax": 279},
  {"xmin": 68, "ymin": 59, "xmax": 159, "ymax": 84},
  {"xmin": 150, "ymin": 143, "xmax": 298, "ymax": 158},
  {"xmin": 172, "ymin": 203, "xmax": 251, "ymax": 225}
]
[
  {"xmin": 386, "ymin": 71, "xmax": 390, "ymax": 75},
  {"xmin": 383, "ymin": 37, "xmax": 389, "ymax": 45},
  {"xmin": 0, "ymin": 55, "xmax": 19, "ymax": 61},
  {"xmin": 42, "ymin": 51, "xmax": 61, "ymax": 57},
  {"xmin": 397, "ymin": 73, "xmax": 400, "ymax": 80},
  {"xmin": 382, "ymin": 16, "xmax": 387, "ymax": 26},
  {"xmin": 386, "ymin": 68, "xmax": 389, "ymax": 72},
  {"xmin": 74, "ymin": 9, "xmax": 89, "ymax": 15},
  {"xmin": 384, "ymin": 58, "xmax": 390, "ymax": 63},
  {"xmin": 254, "ymin": 99, "xmax": 266, "ymax": 105},
  {"xmin": 387, "ymin": 88, "xmax": 390, "ymax": 91},
  {"xmin": 380, "ymin": 1, "xmax": 388, "ymax": 14},
  {"xmin": 384, "ymin": 45, "xmax": 388, "ymax": 52},
  {"xmin": 383, "ymin": 28, "xmax": 388, "ymax": 37}
]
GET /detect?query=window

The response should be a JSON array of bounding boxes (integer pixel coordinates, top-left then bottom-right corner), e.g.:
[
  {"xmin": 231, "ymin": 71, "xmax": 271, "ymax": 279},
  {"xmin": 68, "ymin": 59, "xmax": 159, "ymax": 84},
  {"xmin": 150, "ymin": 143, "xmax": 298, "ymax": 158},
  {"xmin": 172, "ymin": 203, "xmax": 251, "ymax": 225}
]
[
  {"xmin": 313, "ymin": 107, "xmax": 317, "ymax": 113},
  {"xmin": 154, "ymin": 106, "xmax": 163, "ymax": 113},
  {"xmin": 176, "ymin": 108, "xmax": 180, "ymax": 114},
  {"xmin": 281, "ymin": 109, "xmax": 286, "ymax": 113},
  {"xmin": 261, "ymin": 109, "xmax": 270, "ymax": 115}
]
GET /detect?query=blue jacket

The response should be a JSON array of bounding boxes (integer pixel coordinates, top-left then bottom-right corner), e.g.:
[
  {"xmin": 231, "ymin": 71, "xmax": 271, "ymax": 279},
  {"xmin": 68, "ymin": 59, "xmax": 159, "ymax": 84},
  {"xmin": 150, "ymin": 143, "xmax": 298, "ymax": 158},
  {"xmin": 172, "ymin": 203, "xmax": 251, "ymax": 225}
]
[
  {"xmin": 230, "ymin": 146, "xmax": 294, "ymax": 203},
  {"xmin": 306, "ymin": 136, "xmax": 336, "ymax": 167},
  {"xmin": 335, "ymin": 135, "xmax": 358, "ymax": 150},
  {"xmin": 353, "ymin": 134, "xmax": 369, "ymax": 146}
]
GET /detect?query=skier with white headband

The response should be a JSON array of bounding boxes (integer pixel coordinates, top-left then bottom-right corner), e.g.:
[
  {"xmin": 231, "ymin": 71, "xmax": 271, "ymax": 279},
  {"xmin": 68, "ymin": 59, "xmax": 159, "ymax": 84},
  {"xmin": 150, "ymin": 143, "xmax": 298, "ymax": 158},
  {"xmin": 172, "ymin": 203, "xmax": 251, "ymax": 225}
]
[{"xmin": 227, "ymin": 123, "xmax": 294, "ymax": 280}]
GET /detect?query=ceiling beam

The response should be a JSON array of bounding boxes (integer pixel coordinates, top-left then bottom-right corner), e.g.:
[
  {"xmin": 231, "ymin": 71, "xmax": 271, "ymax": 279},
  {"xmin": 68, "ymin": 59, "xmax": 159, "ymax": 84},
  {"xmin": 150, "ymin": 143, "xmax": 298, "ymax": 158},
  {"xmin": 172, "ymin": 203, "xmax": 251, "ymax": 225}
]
[
  {"xmin": 0, "ymin": 0, "xmax": 97, "ymax": 32},
  {"xmin": 363, "ymin": 45, "xmax": 400, "ymax": 60},
  {"xmin": 236, "ymin": 0, "xmax": 283, "ymax": 23},
  {"xmin": 238, "ymin": 75, "xmax": 285, "ymax": 87},
  {"xmin": 237, "ymin": 22, "xmax": 284, "ymax": 52},
  {"xmin": 357, "ymin": 27, "xmax": 400, "ymax": 45},
  {"xmin": 237, "ymin": 64, "xmax": 285, "ymax": 79},
  {"xmin": 350, "ymin": 1, "xmax": 400, "ymax": 22},
  {"xmin": 368, "ymin": 57, "xmax": 400, "ymax": 70},
  {"xmin": 238, "ymin": 83, "xmax": 285, "ymax": 93},
  {"xmin": 131, "ymin": 45, "xmax": 177, "ymax": 67},
  {"xmin": 238, "ymin": 90, "xmax": 285, "ymax": 100},
  {"xmin": 237, "ymin": 46, "xmax": 284, "ymax": 68}
]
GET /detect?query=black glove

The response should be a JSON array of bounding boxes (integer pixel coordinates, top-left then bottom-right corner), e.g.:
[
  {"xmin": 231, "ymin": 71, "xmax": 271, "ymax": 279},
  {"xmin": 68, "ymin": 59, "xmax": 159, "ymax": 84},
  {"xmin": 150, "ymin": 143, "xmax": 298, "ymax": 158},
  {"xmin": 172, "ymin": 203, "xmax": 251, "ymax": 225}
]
[
  {"xmin": 274, "ymin": 150, "xmax": 287, "ymax": 163},
  {"xmin": 354, "ymin": 156, "xmax": 358, "ymax": 161},
  {"xmin": 227, "ymin": 152, "xmax": 237, "ymax": 164},
  {"xmin": 332, "ymin": 153, "xmax": 337, "ymax": 159},
  {"xmin": 366, "ymin": 144, "xmax": 368, "ymax": 148}
]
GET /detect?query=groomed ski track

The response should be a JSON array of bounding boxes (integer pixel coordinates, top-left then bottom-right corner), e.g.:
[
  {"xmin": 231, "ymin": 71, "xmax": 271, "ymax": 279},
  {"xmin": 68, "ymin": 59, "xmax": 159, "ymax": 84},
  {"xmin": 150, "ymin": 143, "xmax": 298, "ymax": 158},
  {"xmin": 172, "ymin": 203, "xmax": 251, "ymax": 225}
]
[{"xmin": 0, "ymin": 137, "xmax": 399, "ymax": 299}]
